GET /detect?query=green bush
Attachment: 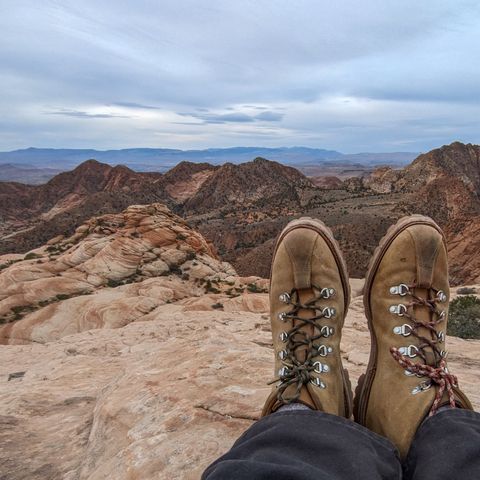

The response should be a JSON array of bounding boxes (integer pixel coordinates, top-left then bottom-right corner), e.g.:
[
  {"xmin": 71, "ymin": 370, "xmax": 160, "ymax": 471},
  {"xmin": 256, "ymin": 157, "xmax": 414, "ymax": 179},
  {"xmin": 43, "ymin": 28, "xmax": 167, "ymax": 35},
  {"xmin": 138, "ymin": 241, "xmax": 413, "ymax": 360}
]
[
  {"xmin": 457, "ymin": 287, "xmax": 477, "ymax": 295},
  {"xmin": 24, "ymin": 252, "xmax": 41, "ymax": 260},
  {"xmin": 448, "ymin": 295, "xmax": 480, "ymax": 339}
]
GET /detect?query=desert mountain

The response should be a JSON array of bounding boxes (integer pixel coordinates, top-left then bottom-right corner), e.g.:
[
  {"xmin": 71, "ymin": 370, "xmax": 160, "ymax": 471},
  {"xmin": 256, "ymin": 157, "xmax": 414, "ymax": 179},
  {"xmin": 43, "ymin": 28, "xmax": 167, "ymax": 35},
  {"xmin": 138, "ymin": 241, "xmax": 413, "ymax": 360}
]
[
  {"xmin": 2, "ymin": 143, "xmax": 480, "ymax": 284},
  {"xmin": 183, "ymin": 157, "xmax": 315, "ymax": 214},
  {"xmin": 0, "ymin": 160, "xmax": 167, "ymax": 255},
  {"xmin": 0, "ymin": 203, "xmax": 478, "ymax": 479},
  {"xmin": 186, "ymin": 142, "xmax": 480, "ymax": 284},
  {"xmin": 1, "ymin": 159, "xmax": 163, "ymax": 219},
  {"xmin": 360, "ymin": 142, "xmax": 480, "ymax": 283},
  {"xmin": 157, "ymin": 161, "xmax": 218, "ymax": 202}
]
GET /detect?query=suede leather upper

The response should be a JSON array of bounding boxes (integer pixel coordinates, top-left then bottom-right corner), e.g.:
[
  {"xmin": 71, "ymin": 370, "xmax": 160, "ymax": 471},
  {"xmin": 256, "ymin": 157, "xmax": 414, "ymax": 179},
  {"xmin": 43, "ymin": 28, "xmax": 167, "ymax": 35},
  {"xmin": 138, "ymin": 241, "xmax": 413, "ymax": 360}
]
[
  {"xmin": 262, "ymin": 219, "xmax": 351, "ymax": 417},
  {"xmin": 360, "ymin": 219, "xmax": 473, "ymax": 458}
]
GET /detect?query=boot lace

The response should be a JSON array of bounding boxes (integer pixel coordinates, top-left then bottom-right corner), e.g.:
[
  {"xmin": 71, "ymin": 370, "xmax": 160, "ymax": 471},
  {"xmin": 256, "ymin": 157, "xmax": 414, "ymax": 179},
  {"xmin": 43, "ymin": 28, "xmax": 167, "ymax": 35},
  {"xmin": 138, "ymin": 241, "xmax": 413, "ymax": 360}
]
[
  {"xmin": 388, "ymin": 283, "xmax": 458, "ymax": 415},
  {"xmin": 269, "ymin": 285, "xmax": 335, "ymax": 405}
]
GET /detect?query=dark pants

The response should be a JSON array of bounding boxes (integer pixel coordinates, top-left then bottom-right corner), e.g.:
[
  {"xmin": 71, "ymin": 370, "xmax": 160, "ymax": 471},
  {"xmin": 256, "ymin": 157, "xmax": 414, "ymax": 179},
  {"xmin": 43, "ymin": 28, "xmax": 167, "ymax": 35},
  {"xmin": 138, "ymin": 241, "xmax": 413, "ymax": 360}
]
[{"xmin": 202, "ymin": 409, "xmax": 480, "ymax": 479}]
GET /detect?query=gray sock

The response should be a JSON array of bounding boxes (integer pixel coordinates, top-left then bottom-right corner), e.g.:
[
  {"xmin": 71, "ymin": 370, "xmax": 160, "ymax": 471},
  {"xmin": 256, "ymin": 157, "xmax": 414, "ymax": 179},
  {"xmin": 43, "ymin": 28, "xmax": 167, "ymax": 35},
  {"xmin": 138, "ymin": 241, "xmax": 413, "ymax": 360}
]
[
  {"xmin": 436, "ymin": 405, "xmax": 454, "ymax": 414},
  {"xmin": 276, "ymin": 403, "xmax": 312, "ymax": 413}
]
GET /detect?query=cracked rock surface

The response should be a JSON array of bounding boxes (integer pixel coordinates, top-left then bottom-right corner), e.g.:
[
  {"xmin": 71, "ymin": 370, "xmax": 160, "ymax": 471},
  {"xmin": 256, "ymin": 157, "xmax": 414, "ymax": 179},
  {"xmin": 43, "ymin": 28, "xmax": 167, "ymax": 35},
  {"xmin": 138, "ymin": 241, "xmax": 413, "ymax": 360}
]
[
  {"xmin": 0, "ymin": 205, "xmax": 478, "ymax": 479},
  {"xmin": 1, "ymin": 284, "xmax": 479, "ymax": 479}
]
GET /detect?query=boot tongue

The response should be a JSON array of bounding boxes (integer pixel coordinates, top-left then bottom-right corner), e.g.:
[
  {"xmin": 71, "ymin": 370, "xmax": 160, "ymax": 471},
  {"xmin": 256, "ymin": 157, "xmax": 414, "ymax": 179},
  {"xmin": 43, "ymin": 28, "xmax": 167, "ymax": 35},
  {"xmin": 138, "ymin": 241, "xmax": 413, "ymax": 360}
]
[
  {"xmin": 292, "ymin": 288, "xmax": 316, "ymax": 408},
  {"xmin": 413, "ymin": 286, "xmax": 438, "ymax": 366}
]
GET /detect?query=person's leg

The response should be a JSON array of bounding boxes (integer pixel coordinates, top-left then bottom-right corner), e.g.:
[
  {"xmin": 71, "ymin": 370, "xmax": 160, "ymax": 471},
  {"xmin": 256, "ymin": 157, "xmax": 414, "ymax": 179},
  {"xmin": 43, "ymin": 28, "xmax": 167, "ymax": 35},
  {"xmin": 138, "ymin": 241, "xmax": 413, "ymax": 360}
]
[
  {"xmin": 203, "ymin": 218, "xmax": 402, "ymax": 479},
  {"xmin": 404, "ymin": 408, "xmax": 480, "ymax": 480},
  {"xmin": 203, "ymin": 410, "xmax": 401, "ymax": 480}
]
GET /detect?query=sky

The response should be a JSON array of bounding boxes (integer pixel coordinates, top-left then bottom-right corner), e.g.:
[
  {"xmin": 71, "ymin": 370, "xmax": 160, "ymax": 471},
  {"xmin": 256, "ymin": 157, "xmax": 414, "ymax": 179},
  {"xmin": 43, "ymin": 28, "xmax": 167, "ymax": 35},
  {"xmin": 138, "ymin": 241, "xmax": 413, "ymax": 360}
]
[{"xmin": 0, "ymin": 0, "xmax": 479, "ymax": 153}]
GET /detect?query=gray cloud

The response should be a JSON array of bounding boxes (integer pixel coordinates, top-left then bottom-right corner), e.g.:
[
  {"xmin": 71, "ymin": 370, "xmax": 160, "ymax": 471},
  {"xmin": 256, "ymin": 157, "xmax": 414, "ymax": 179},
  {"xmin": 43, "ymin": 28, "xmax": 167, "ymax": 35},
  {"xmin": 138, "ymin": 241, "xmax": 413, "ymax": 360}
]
[
  {"xmin": 46, "ymin": 109, "xmax": 130, "ymax": 119},
  {"xmin": 179, "ymin": 109, "xmax": 284, "ymax": 124},
  {"xmin": 111, "ymin": 102, "xmax": 161, "ymax": 110},
  {"xmin": 0, "ymin": 1, "xmax": 479, "ymax": 152},
  {"xmin": 255, "ymin": 111, "xmax": 283, "ymax": 122}
]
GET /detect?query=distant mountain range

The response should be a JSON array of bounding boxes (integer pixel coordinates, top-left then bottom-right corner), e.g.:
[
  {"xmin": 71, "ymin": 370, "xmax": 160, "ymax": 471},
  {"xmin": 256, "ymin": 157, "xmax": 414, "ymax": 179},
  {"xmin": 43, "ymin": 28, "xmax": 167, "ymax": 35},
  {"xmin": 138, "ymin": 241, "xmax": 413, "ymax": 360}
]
[{"xmin": 0, "ymin": 146, "xmax": 418, "ymax": 172}]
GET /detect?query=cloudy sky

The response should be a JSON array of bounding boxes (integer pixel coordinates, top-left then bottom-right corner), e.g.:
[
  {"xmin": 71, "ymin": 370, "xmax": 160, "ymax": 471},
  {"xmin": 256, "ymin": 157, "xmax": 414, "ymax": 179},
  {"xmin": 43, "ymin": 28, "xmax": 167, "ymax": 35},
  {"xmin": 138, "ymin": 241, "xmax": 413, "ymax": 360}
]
[{"xmin": 1, "ymin": 0, "xmax": 479, "ymax": 153}]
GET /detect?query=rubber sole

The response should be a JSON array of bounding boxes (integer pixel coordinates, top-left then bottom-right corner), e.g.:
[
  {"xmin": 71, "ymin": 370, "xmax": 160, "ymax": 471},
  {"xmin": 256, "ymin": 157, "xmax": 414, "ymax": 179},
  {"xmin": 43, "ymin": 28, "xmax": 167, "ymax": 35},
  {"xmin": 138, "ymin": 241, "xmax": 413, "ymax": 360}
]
[
  {"xmin": 353, "ymin": 215, "xmax": 444, "ymax": 423},
  {"xmin": 271, "ymin": 216, "xmax": 353, "ymax": 417}
]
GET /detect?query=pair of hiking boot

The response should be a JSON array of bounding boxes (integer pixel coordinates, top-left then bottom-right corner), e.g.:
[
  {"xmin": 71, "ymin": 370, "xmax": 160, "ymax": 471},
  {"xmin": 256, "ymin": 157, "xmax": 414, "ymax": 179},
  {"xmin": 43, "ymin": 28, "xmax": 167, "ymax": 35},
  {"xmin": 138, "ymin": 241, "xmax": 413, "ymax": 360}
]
[{"xmin": 262, "ymin": 215, "xmax": 473, "ymax": 458}]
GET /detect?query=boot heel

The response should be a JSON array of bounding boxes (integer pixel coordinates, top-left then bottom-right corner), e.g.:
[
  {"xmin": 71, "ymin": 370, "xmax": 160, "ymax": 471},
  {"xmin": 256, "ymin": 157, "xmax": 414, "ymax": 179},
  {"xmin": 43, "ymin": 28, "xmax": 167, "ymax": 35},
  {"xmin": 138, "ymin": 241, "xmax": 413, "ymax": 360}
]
[
  {"xmin": 353, "ymin": 372, "xmax": 366, "ymax": 421},
  {"xmin": 343, "ymin": 368, "xmax": 354, "ymax": 418}
]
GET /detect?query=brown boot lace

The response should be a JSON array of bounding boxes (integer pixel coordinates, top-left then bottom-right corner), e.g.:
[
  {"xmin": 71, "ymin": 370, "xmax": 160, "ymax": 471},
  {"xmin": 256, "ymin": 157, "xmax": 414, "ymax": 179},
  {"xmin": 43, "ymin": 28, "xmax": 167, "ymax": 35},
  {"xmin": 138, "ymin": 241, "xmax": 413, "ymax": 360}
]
[
  {"xmin": 268, "ymin": 285, "xmax": 336, "ymax": 405},
  {"xmin": 388, "ymin": 283, "xmax": 458, "ymax": 416}
]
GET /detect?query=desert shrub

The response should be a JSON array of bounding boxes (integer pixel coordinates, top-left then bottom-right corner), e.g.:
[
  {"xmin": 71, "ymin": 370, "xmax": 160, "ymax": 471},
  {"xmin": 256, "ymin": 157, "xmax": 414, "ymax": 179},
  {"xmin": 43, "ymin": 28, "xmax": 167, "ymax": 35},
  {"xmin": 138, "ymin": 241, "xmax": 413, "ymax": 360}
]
[
  {"xmin": 211, "ymin": 302, "xmax": 224, "ymax": 310},
  {"xmin": 186, "ymin": 251, "xmax": 196, "ymax": 261},
  {"xmin": 55, "ymin": 293, "xmax": 71, "ymax": 301},
  {"xmin": 247, "ymin": 283, "xmax": 267, "ymax": 293},
  {"xmin": 457, "ymin": 287, "xmax": 477, "ymax": 295},
  {"xmin": 170, "ymin": 265, "xmax": 182, "ymax": 276},
  {"xmin": 448, "ymin": 295, "xmax": 480, "ymax": 339},
  {"xmin": 24, "ymin": 252, "xmax": 41, "ymax": 260},
  {"xmin": 107, "ymin": 279, "xmax": 122, "ymax": 288},
  {"xmin": 10, "ymin": 305, "xmax": 32, "ymax": 320},
  {"xmin": 11, "ymin": 305, "xmax": 28, "ymax": 314}
]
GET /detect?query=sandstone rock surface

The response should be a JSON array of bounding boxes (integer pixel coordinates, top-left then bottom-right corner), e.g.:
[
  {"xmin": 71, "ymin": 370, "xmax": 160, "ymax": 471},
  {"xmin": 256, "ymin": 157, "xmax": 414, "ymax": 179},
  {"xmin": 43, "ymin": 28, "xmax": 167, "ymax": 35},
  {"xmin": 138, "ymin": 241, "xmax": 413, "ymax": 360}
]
[
  {"xmin": 0, "ymin": 203, "xmax": 478, "ymax": 479},
  {"xmin": 0, "ymin": 282, "xmax": 478, "ymax": 479},
  {"xmin": 0, "ymin": 203, "xmax": 251, "ymax": 344}
]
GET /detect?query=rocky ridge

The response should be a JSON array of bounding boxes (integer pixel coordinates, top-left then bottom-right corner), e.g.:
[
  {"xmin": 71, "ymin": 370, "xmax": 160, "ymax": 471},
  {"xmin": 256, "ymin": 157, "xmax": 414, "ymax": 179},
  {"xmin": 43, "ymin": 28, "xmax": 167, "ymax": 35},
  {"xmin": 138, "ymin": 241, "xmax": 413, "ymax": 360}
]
[
  {"xmin": 361, "ymin": 142, "xmax": 480, "ymax": 283},
  {"xmin": 183, "ymin": 157, "xmax": 315, "ymax": 214},
  {"xmin": 0, "ymin": 203, "xmax": 268, "ymax": 344},
  {"xmin": 2, "ymin": 143, "xmax": 480, "ymax": 284}
]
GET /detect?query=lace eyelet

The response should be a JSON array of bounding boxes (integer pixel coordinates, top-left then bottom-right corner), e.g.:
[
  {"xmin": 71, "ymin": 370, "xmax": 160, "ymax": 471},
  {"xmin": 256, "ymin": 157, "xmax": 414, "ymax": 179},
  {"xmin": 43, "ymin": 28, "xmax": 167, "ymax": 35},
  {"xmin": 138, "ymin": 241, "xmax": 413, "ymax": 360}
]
[
  {"xmin": 436, "ymin": 290, "xmax": 447, "ymax": 302},
  {"xmin": 322, "ymin": 307, "xmax": 335, "ymax": 319},
  {"xmin": 316, "ymin": 344, "xmax": 333, "ymax": 356},
  {"xmin": 319, "ymin": 287, "xmax": 335, "ymax": 299},
  {"xmin": 278, "ymin": 312, "xmax": 288, "ymax": 322},
  {"xmin": 278, "ymin": 350, "xmax": 288, "ymax": 360},
  {"xmin": 404, "ymin": 369, "xmax": 423, "ymax": 378},
  {"xmin": 412, "ymin": 380, "xmax": 432, "ymax": 395},
  {"xmin": 310, "ymin": 377, "xmax": 326, "ymax": 388},
  {"xmin": 389, "ymin": 304, "xmax": 407, "ymax": 316},
  {"xmin": 390, "ymin": 284, "xmax": 410, "ymax": 296},
  {"xmin": 398, "ymin": 345, "xmax": 419, "ymax": 358},
  {"xmin": 313, "ymin": 361, "xmax": 329, "ymax": 373},
  {"xmin": 393, "ymin": 324, "xmax": 413, "ymax": 336},
  {"xmin": 279, "ymin": 331, "xmax": 288, "ymax": 342},
  {"xmin": 320, "ymin": 326, "xmax": 334, "ymax": 337},
  {"xmin": 279, "ymin": 292, "xmax": 290, "ymax": 303}
]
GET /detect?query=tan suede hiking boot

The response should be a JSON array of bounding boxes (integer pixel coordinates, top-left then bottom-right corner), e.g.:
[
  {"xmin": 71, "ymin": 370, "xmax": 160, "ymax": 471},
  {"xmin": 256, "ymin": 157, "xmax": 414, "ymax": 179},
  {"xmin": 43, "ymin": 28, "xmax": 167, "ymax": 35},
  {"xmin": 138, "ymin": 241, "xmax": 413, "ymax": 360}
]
[
  {"xmin": 262, "ymin": 217, "xmax": 353, "ymax": 417},
  {"xmin": 354, "ymin": 215, "xmax": 473, "ymax": 458}
]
